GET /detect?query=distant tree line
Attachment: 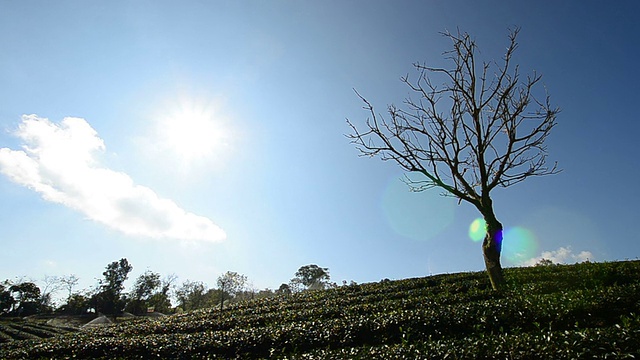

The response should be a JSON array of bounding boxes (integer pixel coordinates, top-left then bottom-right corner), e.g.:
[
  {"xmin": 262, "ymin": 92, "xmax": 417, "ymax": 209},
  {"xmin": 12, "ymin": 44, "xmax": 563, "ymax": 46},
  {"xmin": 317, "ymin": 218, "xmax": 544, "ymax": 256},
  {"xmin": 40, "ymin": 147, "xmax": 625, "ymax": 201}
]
[{"xmin": 0, "ymin": 259, "xmax": 344, "ymax": 318}]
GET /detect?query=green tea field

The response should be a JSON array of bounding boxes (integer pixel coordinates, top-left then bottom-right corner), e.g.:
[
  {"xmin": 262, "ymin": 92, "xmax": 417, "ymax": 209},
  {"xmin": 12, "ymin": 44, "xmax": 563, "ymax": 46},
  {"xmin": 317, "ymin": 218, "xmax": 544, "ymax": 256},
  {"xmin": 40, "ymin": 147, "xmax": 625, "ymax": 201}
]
[{"xmin": 1, "ymin": 260, "xmax": 639, "ymax": 359}]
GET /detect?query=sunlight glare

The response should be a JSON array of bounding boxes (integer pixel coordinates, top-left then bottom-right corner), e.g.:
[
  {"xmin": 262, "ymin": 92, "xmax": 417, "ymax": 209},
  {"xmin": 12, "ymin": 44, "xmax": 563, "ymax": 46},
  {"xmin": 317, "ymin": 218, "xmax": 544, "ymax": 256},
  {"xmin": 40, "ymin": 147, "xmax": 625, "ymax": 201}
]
[{"xmin": 158, "ymin": 98, "xmax": 230, "ymax": 163}]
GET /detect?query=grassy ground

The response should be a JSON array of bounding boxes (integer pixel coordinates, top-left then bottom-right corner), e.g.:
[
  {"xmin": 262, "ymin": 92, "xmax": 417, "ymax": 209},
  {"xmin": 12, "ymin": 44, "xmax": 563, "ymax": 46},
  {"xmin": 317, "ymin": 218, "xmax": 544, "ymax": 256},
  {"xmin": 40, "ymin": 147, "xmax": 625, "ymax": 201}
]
[{"xmin": 1, "ymin": 260, "xmax": 639, "ymax": 359}]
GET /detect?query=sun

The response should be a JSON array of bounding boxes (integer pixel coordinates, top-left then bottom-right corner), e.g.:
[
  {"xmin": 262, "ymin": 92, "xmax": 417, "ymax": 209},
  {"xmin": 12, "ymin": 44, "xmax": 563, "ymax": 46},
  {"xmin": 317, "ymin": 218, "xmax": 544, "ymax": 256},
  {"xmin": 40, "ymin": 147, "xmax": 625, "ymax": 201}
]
[{"xmin": 157, "ymin": 98, "xmax": 230, "ymax": 163}]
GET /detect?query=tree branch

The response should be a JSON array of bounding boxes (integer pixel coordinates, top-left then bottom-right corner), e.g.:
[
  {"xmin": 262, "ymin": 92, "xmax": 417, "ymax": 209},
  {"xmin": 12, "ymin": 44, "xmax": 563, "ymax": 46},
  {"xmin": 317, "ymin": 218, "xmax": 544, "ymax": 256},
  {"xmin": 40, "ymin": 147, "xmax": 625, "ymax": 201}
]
[{"xmin": 347, "ymin": 28, "xmax": 559, "ymax": 210}]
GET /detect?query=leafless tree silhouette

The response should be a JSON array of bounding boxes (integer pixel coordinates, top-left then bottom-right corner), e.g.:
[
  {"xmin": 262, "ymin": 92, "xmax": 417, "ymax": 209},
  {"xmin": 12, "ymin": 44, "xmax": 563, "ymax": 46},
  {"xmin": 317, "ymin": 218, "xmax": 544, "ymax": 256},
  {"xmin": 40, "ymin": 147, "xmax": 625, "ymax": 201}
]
[{"xmin": 347, "ymin": 28, "xmax": 560, "ymax": 290}]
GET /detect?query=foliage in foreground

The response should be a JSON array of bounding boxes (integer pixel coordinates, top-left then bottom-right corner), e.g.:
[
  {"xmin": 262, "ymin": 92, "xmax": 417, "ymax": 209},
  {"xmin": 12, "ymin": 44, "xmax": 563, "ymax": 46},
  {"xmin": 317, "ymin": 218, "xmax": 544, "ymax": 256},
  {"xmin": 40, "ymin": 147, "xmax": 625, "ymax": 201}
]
[{"xmin": 1, "ymin": 260, "xmax": 639, "ymax": 359}]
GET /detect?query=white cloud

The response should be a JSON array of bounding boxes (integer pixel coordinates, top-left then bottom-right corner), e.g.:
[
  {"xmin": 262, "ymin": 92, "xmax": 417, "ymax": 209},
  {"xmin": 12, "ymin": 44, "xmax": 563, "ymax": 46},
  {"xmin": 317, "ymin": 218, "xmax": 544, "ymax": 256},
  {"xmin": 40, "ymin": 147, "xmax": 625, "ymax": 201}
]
[
  {"xmin": 521, "ymin": 246, "xmax": 593, "ymax": 266},
  {"xmin": 0, "ymin": 114, "xmax": 226, "ymax": 243}
]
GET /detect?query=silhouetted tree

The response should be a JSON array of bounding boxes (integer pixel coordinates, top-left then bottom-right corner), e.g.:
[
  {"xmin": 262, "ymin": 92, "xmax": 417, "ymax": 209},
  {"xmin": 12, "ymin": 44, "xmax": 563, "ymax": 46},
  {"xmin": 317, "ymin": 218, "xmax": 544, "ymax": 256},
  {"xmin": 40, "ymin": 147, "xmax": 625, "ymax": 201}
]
[
  {"xmin": 149, "ymin": 273, "xmax": 176, "ymax": 314},
  {"xmin": 9, "ymin": 281, "xmax": 41, "ymax": 315},
  {"xmin": 347, "ymin": 28, "xmax": 559, "ymax": 290},
  {"xmin": 276, "ymin": 283, "xmax": 292, "ymax": 296},
  {"xmin": 146, "ymin": 291, "xmax": 172, "ymax": 314},
  {"xmin": 291, "ymin": 265, "xmax": 330, "ymax": 291},
  {"xmin": 133, "ymin": 271, "xmax": 161, "ymax": 300},
  {"xmin": 58, "ymin": 293, "xmax": 91, "ymax": 315},
  {"xmin": 126, "ymin": 270, "xmax": 161, "ymax": 314},
  {"xmin": 93, "ymin": 258, "xmax": 133, "ymax": 314},
  {"xmin": 175, "ymin": 280, "xmax": 208, "ymax": 311},
  {"xmin": 0, "ymin": 281, "xmax": 15, "ymax": 315},
  {"xmin": 536, "ymin": 258, "xmax": 556, "ymax": 267},
  {"xmin": 125, "ymin": 271, "xmax": 175, "ymax": 314},
  {"xmin": 216, "ymin": 271, "xmax": 247, "ymax": 311}
]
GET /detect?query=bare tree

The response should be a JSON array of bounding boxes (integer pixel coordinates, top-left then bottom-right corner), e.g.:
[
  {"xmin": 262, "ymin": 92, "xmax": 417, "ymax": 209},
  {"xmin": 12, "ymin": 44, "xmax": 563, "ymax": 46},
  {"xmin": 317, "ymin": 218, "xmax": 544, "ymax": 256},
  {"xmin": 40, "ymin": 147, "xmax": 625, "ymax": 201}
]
[
  {"xmin": 39, "ymin": 275, "xmax": 62, "ymax": 311},
  {"xmin": 347, "ymin": 28, "xmax": 559, "ymax": 290},
  {"xmin": 59, "ymin": 274, "xmax": 80, "ymax": 301}
]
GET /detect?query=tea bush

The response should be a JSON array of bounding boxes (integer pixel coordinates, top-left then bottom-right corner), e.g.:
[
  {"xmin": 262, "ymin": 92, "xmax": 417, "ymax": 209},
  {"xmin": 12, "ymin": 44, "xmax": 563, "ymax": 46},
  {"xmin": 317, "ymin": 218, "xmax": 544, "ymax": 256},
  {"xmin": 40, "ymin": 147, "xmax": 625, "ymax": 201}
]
[{"xmin": 1, "ymin": 260, "xmax": 639, "ymax": 359}]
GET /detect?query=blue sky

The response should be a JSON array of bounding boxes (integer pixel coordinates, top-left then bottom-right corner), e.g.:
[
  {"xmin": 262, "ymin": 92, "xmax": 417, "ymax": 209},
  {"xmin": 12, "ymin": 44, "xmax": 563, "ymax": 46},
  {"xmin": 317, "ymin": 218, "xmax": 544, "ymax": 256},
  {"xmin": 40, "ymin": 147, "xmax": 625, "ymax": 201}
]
[{"xmin": 1, "ymin": 1, "xmax": 638, "ymax": 298}]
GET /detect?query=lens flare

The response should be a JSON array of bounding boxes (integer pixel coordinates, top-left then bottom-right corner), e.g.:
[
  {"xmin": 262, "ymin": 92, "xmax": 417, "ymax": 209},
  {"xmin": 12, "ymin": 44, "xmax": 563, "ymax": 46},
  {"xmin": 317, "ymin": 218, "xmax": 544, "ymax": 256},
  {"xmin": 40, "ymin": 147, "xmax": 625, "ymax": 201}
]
[
  {"xmin": 380, "ymin": 176, "xmax": 455, "ymax": 241},
  {"xmin": 502, "ymin": 227, "xmax": 538, "ymax": 265},
  {"xmin": 468, "ymin": 218, "xmax": 486, "ymax": 242}
]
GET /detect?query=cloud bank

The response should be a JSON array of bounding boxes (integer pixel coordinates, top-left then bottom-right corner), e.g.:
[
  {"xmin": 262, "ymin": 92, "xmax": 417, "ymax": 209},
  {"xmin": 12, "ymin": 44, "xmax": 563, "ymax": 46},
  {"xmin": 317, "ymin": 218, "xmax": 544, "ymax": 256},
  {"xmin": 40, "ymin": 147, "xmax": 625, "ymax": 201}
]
[
  {"xmin": 0, "ymin": 115, "xmax": 226, "ymax": 243},
  {"xmin": 522, "ymin": 246, "xmax": 593, "ymax": 266}
]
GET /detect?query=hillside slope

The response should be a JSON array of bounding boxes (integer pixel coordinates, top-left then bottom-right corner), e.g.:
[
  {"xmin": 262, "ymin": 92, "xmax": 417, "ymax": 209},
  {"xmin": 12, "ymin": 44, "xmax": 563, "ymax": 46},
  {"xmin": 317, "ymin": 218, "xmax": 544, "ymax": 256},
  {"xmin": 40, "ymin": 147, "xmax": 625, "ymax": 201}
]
[{"xmin": 1, "ymin": 260, "xmax": 639, "ymax": 359}]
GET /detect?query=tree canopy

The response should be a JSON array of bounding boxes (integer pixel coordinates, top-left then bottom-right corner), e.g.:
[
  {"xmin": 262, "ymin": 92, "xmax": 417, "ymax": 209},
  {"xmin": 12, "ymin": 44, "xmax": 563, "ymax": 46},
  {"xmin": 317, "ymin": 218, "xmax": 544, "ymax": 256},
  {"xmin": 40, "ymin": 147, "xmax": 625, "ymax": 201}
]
[
  {"xmin": 216, "ymin": 271, "xmax": 248, "ymax": 311},
  {"xmin": 93, "ymin": 258, "xmax": 133, "ymax": 314},
  {"xmin": 292, "ymin": 265, "xmax": 331, "ymax": 291}
]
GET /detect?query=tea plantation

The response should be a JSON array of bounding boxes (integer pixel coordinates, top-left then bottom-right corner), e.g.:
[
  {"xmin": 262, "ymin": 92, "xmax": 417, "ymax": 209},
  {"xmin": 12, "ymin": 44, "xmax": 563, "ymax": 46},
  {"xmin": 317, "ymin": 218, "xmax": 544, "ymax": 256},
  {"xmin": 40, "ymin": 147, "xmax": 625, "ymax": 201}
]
[
  {"xmin": 1, "ymin": 260, "xmax": 639, "ymax": 359},
  {"xmin": 0, "ymin": 321, "xmax": 76, "ymax": 343}
]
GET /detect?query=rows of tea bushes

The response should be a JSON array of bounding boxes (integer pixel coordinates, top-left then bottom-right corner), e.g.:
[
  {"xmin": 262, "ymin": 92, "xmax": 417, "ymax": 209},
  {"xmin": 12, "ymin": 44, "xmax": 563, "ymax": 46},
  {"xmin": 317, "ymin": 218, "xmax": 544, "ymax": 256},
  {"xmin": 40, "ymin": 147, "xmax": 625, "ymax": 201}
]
[
  {"xmin": 0, "ymin": 321, "xmax": 76, "ymax": 343},
  {"xmin": 1, "ymin": 260, "xmax": 639, "ymax": 359}
]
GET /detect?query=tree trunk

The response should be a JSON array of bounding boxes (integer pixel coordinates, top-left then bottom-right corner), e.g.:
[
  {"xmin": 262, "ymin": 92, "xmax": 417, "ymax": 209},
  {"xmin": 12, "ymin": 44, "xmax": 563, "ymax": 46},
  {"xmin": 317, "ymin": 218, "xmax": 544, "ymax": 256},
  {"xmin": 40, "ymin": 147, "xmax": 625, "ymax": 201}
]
[{"xmin": 482, "ymin": 214, "xmax": 505, "ymax": 291}]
